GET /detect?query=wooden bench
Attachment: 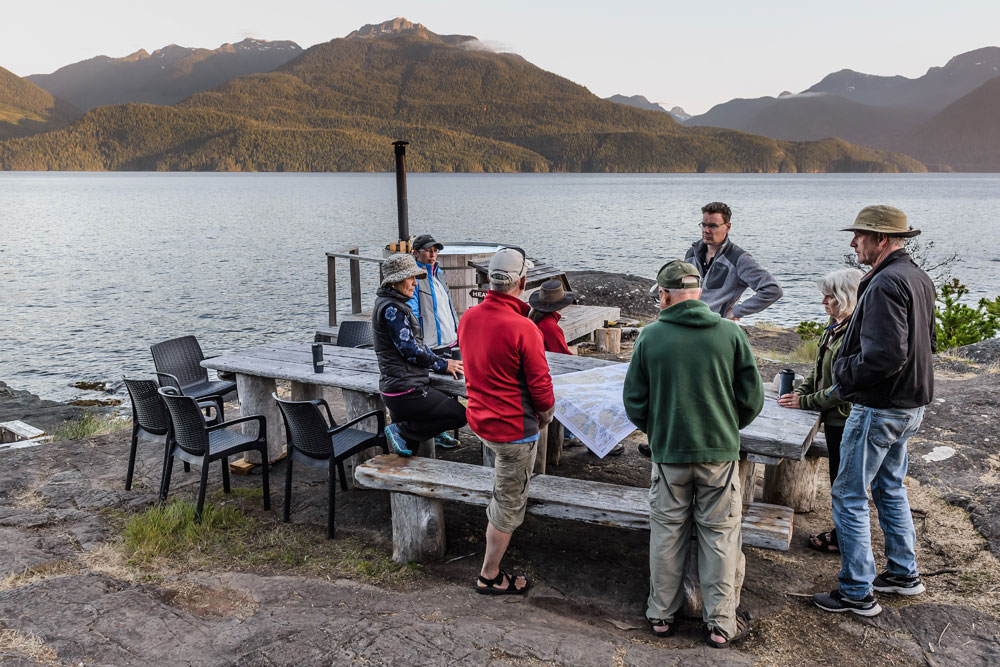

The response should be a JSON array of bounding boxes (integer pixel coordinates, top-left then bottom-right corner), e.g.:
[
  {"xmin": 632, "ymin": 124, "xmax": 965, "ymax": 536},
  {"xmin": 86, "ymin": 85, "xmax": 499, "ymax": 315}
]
[{"xmin": 355, "ymin": 454, "xmax": 793, "ymax": 564}]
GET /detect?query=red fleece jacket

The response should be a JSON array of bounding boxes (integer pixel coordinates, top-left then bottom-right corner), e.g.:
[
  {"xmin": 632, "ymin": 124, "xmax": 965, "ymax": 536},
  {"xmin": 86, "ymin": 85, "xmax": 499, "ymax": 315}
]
[
  {"xmin": 458, "ymin": 291, "xmax": 555, "ymax": 442},
  {"xmin": 534, "ymin": 311, "xmax": 571, "ymax": 355}
]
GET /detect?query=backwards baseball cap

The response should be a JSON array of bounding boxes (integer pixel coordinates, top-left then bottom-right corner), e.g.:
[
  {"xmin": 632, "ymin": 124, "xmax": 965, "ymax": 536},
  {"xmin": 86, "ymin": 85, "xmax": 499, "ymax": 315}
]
[
  {"xmin": 648, "ymin": 259, "xmax": 701, "ymax": 294},
  {"xmin": 489, "ymin": 247, "xmax": 534, "ymax": 286},
  {"xmin": 412, "ymin": 234, "xmax": 444, "ymax": 251}
]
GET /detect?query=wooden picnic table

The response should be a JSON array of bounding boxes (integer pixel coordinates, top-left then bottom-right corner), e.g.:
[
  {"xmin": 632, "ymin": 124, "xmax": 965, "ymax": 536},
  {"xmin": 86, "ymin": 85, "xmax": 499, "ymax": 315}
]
[{"xmin": 203, "ymin": 342, "xmax": 819, "ymax": 477}]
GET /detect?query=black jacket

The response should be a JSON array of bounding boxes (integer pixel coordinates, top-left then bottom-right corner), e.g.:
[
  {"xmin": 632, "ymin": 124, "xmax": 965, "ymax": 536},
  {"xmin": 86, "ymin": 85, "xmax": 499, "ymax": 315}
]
[
  {"xmin": 833, "ymin": 250, "xmax": 936, "ymax": 408},
  {"xmin": 372, "ymin": 287, "xmax": 433, "ymax": 394}
]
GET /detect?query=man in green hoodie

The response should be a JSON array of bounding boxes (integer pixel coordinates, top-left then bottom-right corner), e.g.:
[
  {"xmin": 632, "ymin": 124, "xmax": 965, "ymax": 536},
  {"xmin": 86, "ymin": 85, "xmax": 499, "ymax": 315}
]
[{"xmin": 623, "ymin": 259, "xmax": 763, "ymax": 648}]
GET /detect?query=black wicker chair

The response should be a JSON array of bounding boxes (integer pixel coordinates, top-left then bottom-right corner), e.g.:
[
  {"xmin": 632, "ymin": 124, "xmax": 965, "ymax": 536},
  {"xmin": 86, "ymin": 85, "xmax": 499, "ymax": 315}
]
[
  {"xmin": 336, "ymin": 321, "xmax": 374, "ymax": 349},
  {"xmin": 122, "ymin": 377, "xmax": 224, "ymax": 492},
  {"xmin": 273, "ymin": 393, "xmax": 387, "ymax": 538},
  {"xmin": 151, "ymin": 335, "xmax": 236, "ymax": 400},
  {"xmin": 158, "ymin": 388, "xmax": 270, "ymax": 520}
]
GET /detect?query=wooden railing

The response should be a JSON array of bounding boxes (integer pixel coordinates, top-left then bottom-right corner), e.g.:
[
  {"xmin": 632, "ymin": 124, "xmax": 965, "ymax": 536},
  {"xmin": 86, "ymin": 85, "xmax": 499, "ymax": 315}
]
[{"xmin": 326, "ymin": 247, "xmax": 385, "ymax": 326}]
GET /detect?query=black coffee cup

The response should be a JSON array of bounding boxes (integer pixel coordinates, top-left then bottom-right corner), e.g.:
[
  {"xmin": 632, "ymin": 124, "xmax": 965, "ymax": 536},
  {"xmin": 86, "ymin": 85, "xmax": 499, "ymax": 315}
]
[{"xmin": 778, "ymin": 369, "xmax": 795, "ymax": 396}]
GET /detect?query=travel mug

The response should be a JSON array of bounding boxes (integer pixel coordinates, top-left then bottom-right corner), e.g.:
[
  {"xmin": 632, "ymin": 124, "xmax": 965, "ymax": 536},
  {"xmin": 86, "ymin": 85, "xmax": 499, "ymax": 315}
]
[
  {"xmin": 778, "ymin": 368, "xmax": 795, "ymax": 396},
  {"xmin": 312, "ymin": 343, "xmax": 325, "ymax": 373}
]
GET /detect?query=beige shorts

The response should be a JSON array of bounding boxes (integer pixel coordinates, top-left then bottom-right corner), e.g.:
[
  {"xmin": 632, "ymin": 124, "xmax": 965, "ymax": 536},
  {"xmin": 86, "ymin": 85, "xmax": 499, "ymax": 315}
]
[{"xmin": 481, "ymin": 437, "xmax": 537, "ymax": 533}]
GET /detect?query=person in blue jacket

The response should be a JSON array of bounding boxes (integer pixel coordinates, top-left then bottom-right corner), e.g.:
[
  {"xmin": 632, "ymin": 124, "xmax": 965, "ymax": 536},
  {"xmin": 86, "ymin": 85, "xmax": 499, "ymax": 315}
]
[{"xmin": 408, "ymin": 234, "xmax": 463, "ymax": 449}]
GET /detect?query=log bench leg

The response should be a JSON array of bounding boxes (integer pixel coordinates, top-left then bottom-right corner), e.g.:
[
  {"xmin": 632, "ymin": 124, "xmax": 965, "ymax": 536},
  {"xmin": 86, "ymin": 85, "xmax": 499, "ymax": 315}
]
[
  {"xmin": 679, "ymin": 541, "xmax": 746, "ymax": 619},
  {"xmin": 390, "ymin": 493, "xmax": 446, "ymax": 563},
  {"xmin": 235, "ymin": 373, "xmax": 284, "ymax": 463},
  {"xmin": 738, "ymin": 455, "xmax": 758, "ymax": 504},
  {"xmin": 763, "ymin": 456, "xmax": 823, "ymax": 512},
  {"xmin": 343, "ymin": 389, "xmax": 388, "ymax": 483}
]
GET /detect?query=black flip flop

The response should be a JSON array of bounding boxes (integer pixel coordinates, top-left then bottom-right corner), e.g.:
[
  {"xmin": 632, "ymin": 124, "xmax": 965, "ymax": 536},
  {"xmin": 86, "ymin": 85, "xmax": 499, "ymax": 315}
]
[
  {"xmin": 475, "ymin": 569, "xmax": 531, "ymax": 595},
  {"xmin": 707, "ymin": 609, "xmax": 752, "ymax": 648}
]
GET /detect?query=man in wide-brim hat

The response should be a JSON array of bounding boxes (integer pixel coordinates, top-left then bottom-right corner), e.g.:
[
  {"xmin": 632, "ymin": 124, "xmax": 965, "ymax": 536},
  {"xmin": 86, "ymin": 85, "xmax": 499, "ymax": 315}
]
[{"xmin": 813, "ymin": 205, "xmax": 935, "ymax": 617}]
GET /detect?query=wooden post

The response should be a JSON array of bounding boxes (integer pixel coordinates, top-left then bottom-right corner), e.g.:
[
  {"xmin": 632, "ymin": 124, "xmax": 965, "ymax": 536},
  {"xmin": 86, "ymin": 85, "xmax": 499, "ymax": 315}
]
[
  {"xmin": 763, "ymin": 457, "xmax": 824, "ymax": 512},
  {"xmin": 415, "ymin": 438, "xmax": 436, "ymax": 459},
  {"xmin": 289, "ymin": 381, "xmax": 323, "ymax": 402},
  {"xmin": 342, "ymin": 389, "xmax": 387, "ymax": 482},
  {"xmin": 235, "ymin": 373, "xmax": 284, "ymax": 463},
  {"xmin": 547, "ymin": 421, "xmax": 564, "ymax": 467},
  {"xmin": 482, "ymin": 441, "xmax": 496, "ymax": 467},
  {"xmin": 738, "ymin": 455, "xmax": 758, "ymax": 504},
  {"xmin": 390, "ymin": 493, "xmax": 446, "ymax": 563},
  {"xmin": 679, "ymin": 541, "xmax": 746, "ymax": 619},
  {"xmin": 348, "ymin": 247, "xmax": 362, "ymax": 315},
  {"xmin": 594, "ymin": 328, "xmax": 622, "ymax": 354},
  {"xmin": 327, "ymin": 254, "xmax": 337, "ymax": 327},
  {"xmin": 534, "ymin": 425, "xmax": 548, "ymax": 474}
]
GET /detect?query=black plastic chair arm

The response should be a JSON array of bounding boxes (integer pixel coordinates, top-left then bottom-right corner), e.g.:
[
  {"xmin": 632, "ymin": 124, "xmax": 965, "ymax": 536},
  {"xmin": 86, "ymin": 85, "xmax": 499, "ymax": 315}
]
[
  {"xmin": 196, "ymin": 395, "xmax": 225, "ymax": 419},
  {"xmin": 328, "ymin": 409, "xmax": 385, "ymax": 436},
  {"xmin": 207, "ymin": 414, "xmax": 266, "ymax": 438},
  {"xmin": 155, "ymin": 371, "xmax": 182, "ymax": 389},
  {"xmin": 306, "ymin": 398, "xmax": 336, "ymax": 425}
]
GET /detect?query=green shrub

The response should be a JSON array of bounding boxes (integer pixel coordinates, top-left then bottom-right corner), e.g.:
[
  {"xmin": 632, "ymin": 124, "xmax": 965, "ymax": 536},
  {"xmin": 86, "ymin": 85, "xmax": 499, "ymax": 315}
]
[
  {"xmin": 795, "ymin": 320, "xmax": 826, "ymax": 341},
  {"xmin": 935, "ymin": 279, "xmax": 1000, "ymax": 350}
]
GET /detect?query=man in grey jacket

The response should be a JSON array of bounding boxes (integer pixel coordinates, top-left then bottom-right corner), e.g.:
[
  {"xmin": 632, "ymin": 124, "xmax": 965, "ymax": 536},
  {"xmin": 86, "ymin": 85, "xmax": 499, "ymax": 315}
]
[{"xmin": 684, "ymin": 202, "xmax": 783, "ymax": 319}]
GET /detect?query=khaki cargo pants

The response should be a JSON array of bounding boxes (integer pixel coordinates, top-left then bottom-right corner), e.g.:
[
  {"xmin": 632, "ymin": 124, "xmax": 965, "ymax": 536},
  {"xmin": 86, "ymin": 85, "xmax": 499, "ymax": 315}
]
[
  {"xmin": 481, "ymin": 437, "xmax": 538, "ymax": 534},
  {"xmin": 646, "ymin": 460, "xmax": 742, "ymax": 638}
]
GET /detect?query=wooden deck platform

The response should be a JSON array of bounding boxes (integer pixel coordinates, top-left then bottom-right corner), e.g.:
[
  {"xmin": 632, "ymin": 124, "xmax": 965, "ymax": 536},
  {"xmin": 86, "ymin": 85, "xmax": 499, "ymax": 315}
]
[{"xmin": 316, "ymin": 303, "xmax": 620, "ymax": 346}]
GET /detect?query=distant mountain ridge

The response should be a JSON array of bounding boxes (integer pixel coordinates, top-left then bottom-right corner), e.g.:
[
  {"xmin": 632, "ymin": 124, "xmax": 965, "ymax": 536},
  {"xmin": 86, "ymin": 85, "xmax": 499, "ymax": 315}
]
[
  {"xmin": 683, "ymin": 47, "xmax": 1000, "ymax": 170},
  {"xmin": 27, "ymin": 38, "xmax": 302, "ymax": 110},
  {"xmin": 344, "ymin": 17, "xmax": 475, "ymax": 46},
  {"xmin": 0, "ymin": 19, "xmax": 924, "ymax": 173},
  {"xmin": 0, "ymin": 66, "xmax": 79, "ymax": 139},
  {"xmin": 605, "ymin": 94, "xmax": 689, "ymax": 121}
]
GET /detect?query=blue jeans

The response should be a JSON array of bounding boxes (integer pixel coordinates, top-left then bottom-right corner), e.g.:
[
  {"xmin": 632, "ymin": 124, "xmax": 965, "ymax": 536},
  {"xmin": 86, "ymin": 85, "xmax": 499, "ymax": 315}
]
[{"xmin": 831, "ymin": 404, "xmax": 924, "ymax": 599}]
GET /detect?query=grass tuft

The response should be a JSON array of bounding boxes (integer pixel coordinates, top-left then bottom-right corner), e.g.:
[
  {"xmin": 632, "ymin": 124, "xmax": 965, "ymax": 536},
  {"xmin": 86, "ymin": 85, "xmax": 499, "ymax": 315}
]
[
  {"xmin": 0, "ymin": 626, "xmax": 59, "ymax": 665},
  {"xmin": 122, "ymin": 499, "xmax": 252, "ymax": 567},
  {"xmin": 51, "ymin": 412, "xmax": 131, "ymax": 441}
]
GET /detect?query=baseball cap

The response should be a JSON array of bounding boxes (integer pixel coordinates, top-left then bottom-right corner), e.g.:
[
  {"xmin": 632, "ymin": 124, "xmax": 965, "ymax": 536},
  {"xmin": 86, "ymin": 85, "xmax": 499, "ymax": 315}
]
[
  {"xmin": 412, "ymin": 234, "xmax": 444, "ymax": 251},
  {"xmin": 488, "ymin": 247, "xmax": 534, "ymax": 286},
  {"xmin": 648, "ymin": 259, "xmax": 701, "ymax": 294}
]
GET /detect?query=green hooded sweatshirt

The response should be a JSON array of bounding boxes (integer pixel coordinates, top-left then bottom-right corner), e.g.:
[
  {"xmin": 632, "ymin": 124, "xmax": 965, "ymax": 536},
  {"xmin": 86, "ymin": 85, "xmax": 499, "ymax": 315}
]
[{"xmin": 623, "ymin": 299, "xmax": 764, "ymax": 464}]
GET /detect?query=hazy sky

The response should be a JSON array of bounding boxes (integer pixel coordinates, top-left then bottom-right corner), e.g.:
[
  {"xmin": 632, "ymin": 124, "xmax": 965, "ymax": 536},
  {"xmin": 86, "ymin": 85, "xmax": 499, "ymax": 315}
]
[{"xmin": 2, "ymin": 1, "xmax": 998, "ymax": 114}]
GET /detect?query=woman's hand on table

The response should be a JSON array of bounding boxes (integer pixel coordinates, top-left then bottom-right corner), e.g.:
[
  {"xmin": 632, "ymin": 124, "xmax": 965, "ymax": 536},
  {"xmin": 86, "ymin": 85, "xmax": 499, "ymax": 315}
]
[
  {"xmin": 777, "ymin": 392, "xmax": 800, "ymax": 409},
  {"xmin": 445, "ymin": 359, "xmax": 464, "ymax": 379}
]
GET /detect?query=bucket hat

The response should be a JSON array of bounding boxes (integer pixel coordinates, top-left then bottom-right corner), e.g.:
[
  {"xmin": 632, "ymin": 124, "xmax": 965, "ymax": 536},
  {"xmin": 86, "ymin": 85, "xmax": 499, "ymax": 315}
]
[
  {"xmin": 841, "ymin": 205, "xmax": 920, "ymax": 237},
  {"xmin": 529, "ymin": 279, "xmax": 575, "ymax": 312},
  {"xmin": 381, "ymin": 253, "xmax": 427, "ymax": 287}
]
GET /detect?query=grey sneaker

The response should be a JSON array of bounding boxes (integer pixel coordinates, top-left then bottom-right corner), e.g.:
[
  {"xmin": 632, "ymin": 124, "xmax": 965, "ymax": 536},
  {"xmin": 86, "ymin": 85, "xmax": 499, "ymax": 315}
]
[
  {"xmin": 813, "ymin": 589, "xmax": 882, "ymax": 617},
  {"xmin": 873, "ymin": 571, "xmax": 925, "ymax": 595}
]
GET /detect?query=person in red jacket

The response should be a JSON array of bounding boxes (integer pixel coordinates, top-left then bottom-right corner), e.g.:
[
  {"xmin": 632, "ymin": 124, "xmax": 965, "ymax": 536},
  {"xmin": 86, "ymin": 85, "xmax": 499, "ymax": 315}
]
[
  {"xmin": 459, "ymin": 247, "xmax": 554, "ymax": 595},
  {"xmin": 527, "ymin": 279, "xmax": 574, "ymax": 355}
]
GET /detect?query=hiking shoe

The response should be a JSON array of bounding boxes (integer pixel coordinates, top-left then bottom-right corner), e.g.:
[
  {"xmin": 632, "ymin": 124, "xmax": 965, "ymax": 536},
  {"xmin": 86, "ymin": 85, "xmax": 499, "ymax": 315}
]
[
  {"xmin": 434, "ymin": 432, "xmax": 462, "ymax": 448},
  {"xmin": 873, "ymin": 571, "xmax": 925, "ymax": 596},
  {"xmin": 384, "ymin": 424, "xmax": 412, "ymax": 457},
  {"xmin": 813, "ymin": 589, "xmax": 882, "ymax": 617},
  {"xmin": 638, "ymin": 443, "xmax": 651, "ymax": 458}
]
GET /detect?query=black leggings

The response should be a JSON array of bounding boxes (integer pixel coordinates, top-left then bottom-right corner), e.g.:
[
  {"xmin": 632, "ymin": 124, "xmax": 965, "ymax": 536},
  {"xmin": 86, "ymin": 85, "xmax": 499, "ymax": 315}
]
[
  {"xmin": 382, "ymin": 386, "xmax": 467, "ymax": 446},
  {"xmin": 825, "ymin": 423, "xmax": 844, "ymax": 486}
]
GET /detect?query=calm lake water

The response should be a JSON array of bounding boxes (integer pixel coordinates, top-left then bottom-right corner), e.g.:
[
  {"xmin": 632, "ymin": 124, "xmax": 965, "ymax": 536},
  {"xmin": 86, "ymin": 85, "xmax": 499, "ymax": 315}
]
[{"xmin": 2, "ymin": 172, "xmax": 999, "ymax": 402}]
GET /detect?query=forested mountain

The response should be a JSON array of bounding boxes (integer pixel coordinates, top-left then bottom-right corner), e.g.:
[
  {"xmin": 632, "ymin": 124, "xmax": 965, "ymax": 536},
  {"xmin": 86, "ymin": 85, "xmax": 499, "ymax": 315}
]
[
  {"xmin": 0, "ymin": 19, "xmax": 925, "ymax": 173},
  {"xmin": 0, "ymin": 66, "xmax": 79, "ymax": 139},
  {"xmin": 27, "ymin": 38, "xmax": 302, "ymax": 110},
  {"xmin": 605, "ymin": 95, "xmax": 690, "ymax": 122},
  {"xmin": 683, "ymin": 47, "xmax": 1000, "ymax": 170}
]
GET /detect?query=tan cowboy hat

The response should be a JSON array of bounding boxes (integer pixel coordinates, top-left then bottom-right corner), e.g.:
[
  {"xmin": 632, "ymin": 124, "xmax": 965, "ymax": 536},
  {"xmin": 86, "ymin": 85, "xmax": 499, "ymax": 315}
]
[
  {"xmin": 528, "ymin": 279, "xmax": 575, "ymax": 312},
  {"xmin": 841, "ymin": 205, "xmax": 920, "ymax": 237},
  {"xmin": 381, "ymin": 253, "xmax": 426, "ymax": 287}
]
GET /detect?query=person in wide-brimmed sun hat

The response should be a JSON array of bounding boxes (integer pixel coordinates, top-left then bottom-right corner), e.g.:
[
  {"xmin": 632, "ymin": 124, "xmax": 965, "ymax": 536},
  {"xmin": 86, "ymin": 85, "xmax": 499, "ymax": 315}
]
[{"xmin": 371, "ymin": 253, "xmax": 466, "ymax": 457}]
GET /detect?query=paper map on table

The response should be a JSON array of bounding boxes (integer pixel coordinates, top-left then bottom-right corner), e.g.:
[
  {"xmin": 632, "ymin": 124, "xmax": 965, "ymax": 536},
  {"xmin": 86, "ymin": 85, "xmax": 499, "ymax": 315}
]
[{"xmin": 551, "ymin": 363, "xmax": 636, "ymax": 458}]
